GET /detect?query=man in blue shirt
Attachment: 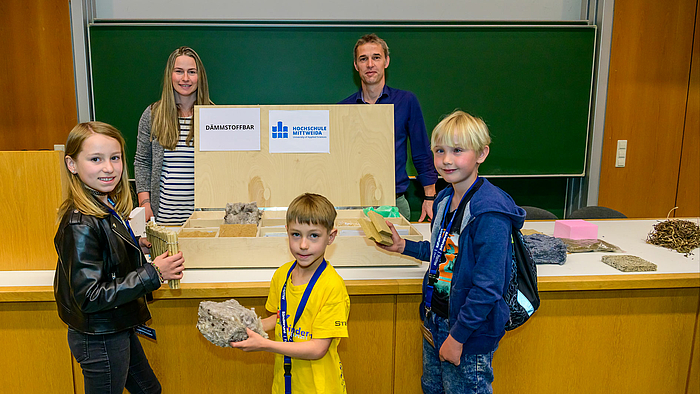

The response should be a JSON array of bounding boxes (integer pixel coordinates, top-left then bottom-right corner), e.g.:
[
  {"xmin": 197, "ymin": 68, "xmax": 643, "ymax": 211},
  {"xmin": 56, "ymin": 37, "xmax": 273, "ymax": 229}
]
[{"xmin": 339, "ymin": 34, "xmax": 438, "ymax": 222}]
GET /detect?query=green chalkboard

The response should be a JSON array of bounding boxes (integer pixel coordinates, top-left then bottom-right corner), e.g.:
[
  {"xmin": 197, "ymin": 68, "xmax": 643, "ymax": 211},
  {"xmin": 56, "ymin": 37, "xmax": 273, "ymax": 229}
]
[{"xmin": 89, "ymin": 23, "xmax": 595, "ymax": 178}]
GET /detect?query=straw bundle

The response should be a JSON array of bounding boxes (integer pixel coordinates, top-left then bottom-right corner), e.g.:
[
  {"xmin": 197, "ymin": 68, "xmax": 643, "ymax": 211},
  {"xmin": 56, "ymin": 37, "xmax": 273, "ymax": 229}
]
[{"xmin": 146, "ymin": 221, "xmax": 181, "ymax": 289}]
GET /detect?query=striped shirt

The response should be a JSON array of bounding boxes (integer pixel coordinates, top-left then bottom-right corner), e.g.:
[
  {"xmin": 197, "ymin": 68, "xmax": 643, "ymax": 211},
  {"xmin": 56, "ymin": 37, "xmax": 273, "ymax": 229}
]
[{"xmin": 157, "ymin": 117, "xmax": 194, "ymax": 226}]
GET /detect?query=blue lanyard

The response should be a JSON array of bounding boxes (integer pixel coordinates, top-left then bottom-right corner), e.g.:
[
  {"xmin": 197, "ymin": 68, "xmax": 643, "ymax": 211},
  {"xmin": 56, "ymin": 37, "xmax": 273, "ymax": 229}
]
[
  {"xmin": 424, "ymin": 178, "xmax": 480, "ymax": 312},
  {"xmin": 106, "ymin": 197, "xmax": 139, "ymax": 246},
  {"xmin": 280, "ymin": 259, "xmax": 327, "ymax": 394}
]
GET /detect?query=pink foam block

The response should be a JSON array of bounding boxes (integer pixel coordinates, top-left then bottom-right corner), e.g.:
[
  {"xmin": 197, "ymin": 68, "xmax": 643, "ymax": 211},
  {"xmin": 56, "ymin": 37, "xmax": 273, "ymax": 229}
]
[{"xmin": 553, "ymin": 219, "xmax": 598, "ymax": 240}]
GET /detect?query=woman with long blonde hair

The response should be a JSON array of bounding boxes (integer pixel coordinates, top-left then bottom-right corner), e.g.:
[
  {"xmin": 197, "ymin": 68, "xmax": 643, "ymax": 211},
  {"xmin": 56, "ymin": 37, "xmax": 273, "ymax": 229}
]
[{"xmin": 134, "ymin": 46, "xmax": 213, "ymax": 225}]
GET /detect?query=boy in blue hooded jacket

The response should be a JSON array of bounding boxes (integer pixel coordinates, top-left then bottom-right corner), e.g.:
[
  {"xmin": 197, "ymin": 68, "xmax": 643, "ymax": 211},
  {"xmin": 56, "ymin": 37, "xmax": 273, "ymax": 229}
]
[{"xmin": 379, "ymin": 110, "xmax": 525, "ymax": 394}]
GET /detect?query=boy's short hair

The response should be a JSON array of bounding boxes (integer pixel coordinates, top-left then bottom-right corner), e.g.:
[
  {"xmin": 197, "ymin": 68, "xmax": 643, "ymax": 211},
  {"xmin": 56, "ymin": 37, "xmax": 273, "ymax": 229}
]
[
  {"xmin": 286, "ymin": 193, "xmax": 337, "ymax": 232},
  {"xmin": 431, "ymin": 110, "xmax": 491, "ymax": 155},
  {"xmin": 354, "ymin": 33, "xmax": 390, "ymax": 60}
]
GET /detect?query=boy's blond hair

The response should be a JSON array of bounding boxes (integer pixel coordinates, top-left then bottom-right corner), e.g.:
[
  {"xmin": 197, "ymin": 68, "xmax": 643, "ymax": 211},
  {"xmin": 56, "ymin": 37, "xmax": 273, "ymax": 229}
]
[
  {"xmin": 286, "ymin": 193, "xmax": 337, "ymax": 232},
  {"xmin": 431, "ymin": 110, "xmax": 491, "ymax": 155}
]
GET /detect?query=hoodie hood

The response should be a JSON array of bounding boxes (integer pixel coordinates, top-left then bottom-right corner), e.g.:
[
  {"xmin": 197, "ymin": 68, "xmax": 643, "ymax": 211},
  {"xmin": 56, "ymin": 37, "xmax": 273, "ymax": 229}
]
[{"xmin": 430, "ymin": 178, "xmax": 526, "ymax": 247}]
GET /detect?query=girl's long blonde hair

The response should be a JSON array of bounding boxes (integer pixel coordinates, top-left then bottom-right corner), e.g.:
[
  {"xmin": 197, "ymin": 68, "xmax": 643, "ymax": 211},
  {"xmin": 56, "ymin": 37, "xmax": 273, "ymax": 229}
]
[
  {"xmin": 58, "ymin": 122, "xmax": 133, "ymax": 219},
  {"xmin": 151, "ymin": 46, "xmax": 213, "ymax": 149}
]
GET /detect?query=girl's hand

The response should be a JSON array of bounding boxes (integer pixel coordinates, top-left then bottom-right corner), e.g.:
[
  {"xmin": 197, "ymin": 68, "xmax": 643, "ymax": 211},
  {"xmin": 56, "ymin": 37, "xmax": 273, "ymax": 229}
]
[
  {"xmin": 152, "ymin": 251, "xmax": 185, "ymax": 281},
  {"xmin": 139, "ymin": 237, "xmax": 151, "ymax": 249},
  {"xmin": 439, "ymin": 334, "xmax": 463, "ymax": 366},
  {"xmin": 230, "ymin": 328, "xmax": 269, "ymax": 352},
  {"xmin": 376, "ymin": 221, "xmax": 406, "ymax": 253}
]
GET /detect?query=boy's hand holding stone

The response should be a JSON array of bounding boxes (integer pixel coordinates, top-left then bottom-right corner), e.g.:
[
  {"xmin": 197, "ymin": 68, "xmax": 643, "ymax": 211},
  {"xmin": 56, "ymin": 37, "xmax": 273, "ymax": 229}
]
[
  {"xmin": 230, "ymin": 328, "xmax": 269, "ymax": 352},
  {"xmin": 376, "ymin": 221, "xmax": 405, "ymax": 253}
]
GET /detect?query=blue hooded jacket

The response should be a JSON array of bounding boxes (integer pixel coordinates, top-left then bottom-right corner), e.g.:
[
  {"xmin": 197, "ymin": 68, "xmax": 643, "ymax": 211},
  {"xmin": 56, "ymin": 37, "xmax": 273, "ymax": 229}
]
[{"xmin": 402, "ymin": 179, "xmax": 525, "ymax": 355}]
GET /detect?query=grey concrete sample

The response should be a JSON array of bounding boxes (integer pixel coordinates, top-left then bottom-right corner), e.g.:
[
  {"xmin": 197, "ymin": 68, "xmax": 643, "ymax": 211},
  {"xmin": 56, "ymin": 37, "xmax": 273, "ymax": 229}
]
[
  {"xmin": 197, "ymin": 299, "xmax": 268, "ymax": 347},
  {"xmin": 224, "ymin": 202, "xmax": 263, "ymax": 225}
]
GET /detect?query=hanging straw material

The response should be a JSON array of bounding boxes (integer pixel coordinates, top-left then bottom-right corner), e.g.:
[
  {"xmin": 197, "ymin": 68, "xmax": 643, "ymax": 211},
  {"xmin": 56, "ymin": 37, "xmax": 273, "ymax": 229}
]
[
  {"xmin": 146, "ymin": 220, "xmax": 181, "ymax": 289},
  {"xmin": 646, "ymin": 208, "xmax": 700, "ymax": 257}
]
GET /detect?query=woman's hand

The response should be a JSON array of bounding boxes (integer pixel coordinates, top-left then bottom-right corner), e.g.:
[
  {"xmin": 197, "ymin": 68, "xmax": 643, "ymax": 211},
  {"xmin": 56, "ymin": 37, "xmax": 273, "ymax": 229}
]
[
  {"xmin": 376, "ymin": 221, "xmax": 406, "ymax": 254},
  {"xmin": 143, "ymin": 203, "xmax": 154, "ymax": 222},
  {"xmin": 152, "ymin": 251, "xmax": 185, "ymax": 281}
]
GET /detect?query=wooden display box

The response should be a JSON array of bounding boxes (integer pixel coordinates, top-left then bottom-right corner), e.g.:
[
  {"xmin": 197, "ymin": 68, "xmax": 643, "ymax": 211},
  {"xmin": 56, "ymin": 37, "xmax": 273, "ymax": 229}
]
[
  {"xmin": 177, "ymin": 104, "xmax": 423, "ymax": 268},
  {"xmin": 179, "ymin": 210, "xmax": 423, "ymax": 268}
]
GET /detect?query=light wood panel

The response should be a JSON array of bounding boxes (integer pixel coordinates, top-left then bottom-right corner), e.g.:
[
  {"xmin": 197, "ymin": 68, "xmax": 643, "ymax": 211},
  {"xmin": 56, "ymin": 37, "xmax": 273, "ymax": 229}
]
[
  {"xmin": 76, "ymin": 295, "xmax": 398, "ymax": 393},
  {"xmin": 599, "ymin": 0, "xmax": 697, "ymax": 217},
  {"xmin": 194, "ymin": 105, "xmax": 395, "ymax": 209},
  {"xmin": 2, "ymin": 282, "xmax": 699, "ymax": 393},
  {"xmin": 395, "ymin": 294, "xmax": 423, "ymax": 394},
  {"xmin": 3, "ymin": 274, "xmax": 699, "ymax": 303},
  {"xmin": 0, "ymin": 0, "xmax": 76, "ymax": 150},
  {"xmin": 341, "ymin": 295, "xmax": 396, "ymax": 394},
  {"xmin": 676, "ymin": 1, "xmax": 700, "ymax": 218},
  {"xmin": 140, "ymin": 297, "xmax": 275, "ymax": 393},
  {"xmin": 688, "ymin": 295, "xmax": 700, "ymax": 394},
  {"xmin": 0, "ymin": 302, "xmax": 75, "ymax": 393},
  {"xmin": 494, "ymin": 288, "xmax": 698, "ymax": 393},
  {"xmin": 0, "ymin": 151, "xmax": 65, "ymax": 270}
]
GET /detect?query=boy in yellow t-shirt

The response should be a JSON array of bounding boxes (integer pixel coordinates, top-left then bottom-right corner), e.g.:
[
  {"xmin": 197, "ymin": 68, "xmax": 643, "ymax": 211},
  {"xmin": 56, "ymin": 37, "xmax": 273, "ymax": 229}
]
[{"xmin": 231, "ymin": 193, "xmax": 350, "ymax": 394}]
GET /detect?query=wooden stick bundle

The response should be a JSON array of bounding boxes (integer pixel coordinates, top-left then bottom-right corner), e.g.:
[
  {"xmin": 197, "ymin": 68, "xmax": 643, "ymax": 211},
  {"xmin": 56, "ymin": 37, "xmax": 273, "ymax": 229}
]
[
  {"xmin": 359, "ymin": 210, "xmax": 394, "ymax": 246},
  {"xmin": 146, "ymin": 220, "xmax": 180, "ymax": 289}
]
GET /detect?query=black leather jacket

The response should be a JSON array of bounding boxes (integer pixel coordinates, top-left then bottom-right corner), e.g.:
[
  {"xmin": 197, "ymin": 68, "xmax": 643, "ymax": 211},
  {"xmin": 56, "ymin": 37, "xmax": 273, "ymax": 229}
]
[{"xmin": 54, "ymin": 207, "xmax": 162, "ymax": 334}]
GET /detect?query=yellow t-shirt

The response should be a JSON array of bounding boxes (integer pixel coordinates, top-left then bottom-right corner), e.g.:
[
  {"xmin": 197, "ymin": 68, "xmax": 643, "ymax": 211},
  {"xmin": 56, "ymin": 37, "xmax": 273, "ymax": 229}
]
[{"xmin": 266, "ymin": 261, "xmax": 350, "ymax": 394}]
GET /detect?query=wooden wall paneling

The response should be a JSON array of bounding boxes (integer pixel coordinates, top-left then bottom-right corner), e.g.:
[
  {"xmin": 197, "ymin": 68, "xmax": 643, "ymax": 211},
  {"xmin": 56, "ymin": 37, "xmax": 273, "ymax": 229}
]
[
  {"xmin": 687, "ymin": 295, "xmax": 700, "ymax": 394},
  {"xmin": 139, "ymin": 297, "xmax": 275, "ymax": 394},
  {"xmin": 0, "ymin": 0, "xmax": 77, "ymax": 150},
  {"xmin": 0, "ymin": 302, "xmax": 75, "ymax": 393},
  {"xmin": 394, "ymin": 294, "xmax": 423, "ymax": 394},
  {"xmin": 599, "ymin": 0, "xmax": 696, "ymax": 217},
  {"xmin": 0, "ymin": 151, "xmax": 65, "ymax": 270},
  {"xmin": 494, "ymin": 288, "xmax": 699, "ymax": 393},
  {"xmin": 341, "ymin": 295, "xmax": 396, "ymax": 394},
  {"xmin": 676, "ymin": 1, "xmax": 700, "ymax": 218},
  {"xmin": 112, "ymin": 295, "xmax": 397, "ymax": 394}
]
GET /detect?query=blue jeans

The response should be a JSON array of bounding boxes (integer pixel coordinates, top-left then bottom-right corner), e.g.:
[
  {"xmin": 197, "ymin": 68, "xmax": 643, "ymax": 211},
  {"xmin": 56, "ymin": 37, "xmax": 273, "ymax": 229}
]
[
  {"xmin": 67, "ymin": 328, "xmax": 162, "ymax": 394},
  {"xmin": 421, "ymin": 312, "xmax": 495, "ymax": 394}
]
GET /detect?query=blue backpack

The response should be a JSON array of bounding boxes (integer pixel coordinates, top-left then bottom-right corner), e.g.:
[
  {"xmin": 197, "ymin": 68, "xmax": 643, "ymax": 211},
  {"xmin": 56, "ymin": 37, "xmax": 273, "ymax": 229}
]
[{"xmin": 505, "ymin": 227, "xmax": 540, "ymax": 330}]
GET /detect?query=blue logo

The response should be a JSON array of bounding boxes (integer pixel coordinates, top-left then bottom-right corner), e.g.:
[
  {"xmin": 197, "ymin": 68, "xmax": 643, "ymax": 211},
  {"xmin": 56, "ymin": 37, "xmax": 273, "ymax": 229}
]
[{"xmin": 272, "ymin": 121, "xmax": 288, "ymax": 139}]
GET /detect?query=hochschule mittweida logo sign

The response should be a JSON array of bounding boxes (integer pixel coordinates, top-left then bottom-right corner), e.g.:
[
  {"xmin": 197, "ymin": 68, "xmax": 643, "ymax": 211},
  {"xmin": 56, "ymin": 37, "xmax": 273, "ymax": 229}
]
[
  {"xmin": 272, "ymin": 121, "xmax": 328, "ymax": 140},
  {"xmin": 271, "ymin": 121, "xmax": 288, "ymax": 139}
]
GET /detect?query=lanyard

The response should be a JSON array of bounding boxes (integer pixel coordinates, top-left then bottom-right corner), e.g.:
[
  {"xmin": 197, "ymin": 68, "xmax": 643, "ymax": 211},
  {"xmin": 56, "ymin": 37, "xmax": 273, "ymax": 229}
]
[
  {"xmin": 280, "ymin": 259, "xmax": 327, "ymax": 394},
  {"xmin": 424, "ymin": 178, "xmax": 481, "ymax": 312},
  {"xmin": 106, "ymin": 197, "xmax": 139, "ymax": 246}
]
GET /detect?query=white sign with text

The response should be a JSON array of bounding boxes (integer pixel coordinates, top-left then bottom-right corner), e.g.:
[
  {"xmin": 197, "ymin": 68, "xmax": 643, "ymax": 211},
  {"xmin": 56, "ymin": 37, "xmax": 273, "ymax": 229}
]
[{"xmin": 198, "ymin": 107, "xmax": 261, "ymax": 151}]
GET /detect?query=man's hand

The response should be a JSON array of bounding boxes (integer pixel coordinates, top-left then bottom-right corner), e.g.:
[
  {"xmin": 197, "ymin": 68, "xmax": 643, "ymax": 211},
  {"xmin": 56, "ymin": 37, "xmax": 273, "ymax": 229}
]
[{"xmin": 419, "ymin": 200, "xmax": 434, "ymax": 222}]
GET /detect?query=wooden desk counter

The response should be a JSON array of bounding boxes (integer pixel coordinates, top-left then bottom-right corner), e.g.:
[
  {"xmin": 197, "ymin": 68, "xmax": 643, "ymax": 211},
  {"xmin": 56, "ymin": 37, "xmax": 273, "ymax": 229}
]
[{"xmin": 1, "ymin": 219, "xmax": 698, "ymax": 393}]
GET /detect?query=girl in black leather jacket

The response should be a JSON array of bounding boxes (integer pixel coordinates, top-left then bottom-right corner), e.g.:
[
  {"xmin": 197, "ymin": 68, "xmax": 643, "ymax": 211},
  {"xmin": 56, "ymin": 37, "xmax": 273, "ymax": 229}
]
[{"xmin": 54, "ymin": 121, "xmax": 185, "ymax": 394}]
